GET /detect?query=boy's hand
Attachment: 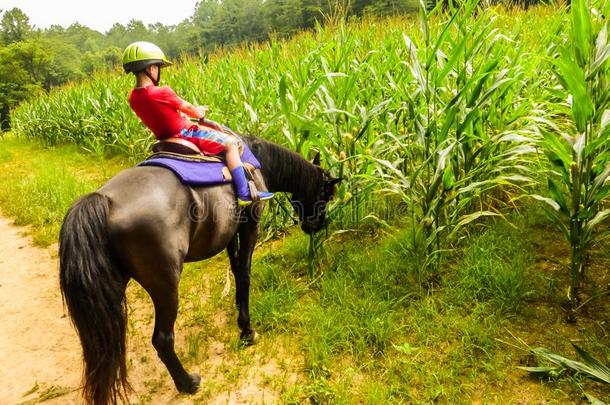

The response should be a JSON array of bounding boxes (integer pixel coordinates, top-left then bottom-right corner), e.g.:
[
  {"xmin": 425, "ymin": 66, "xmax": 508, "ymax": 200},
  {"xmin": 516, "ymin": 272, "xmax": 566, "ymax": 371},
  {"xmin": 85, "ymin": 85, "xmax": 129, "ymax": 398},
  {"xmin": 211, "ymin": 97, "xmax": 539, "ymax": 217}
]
[
  {"xmin": 199, "ymin": 118, "xmax": 223, "ymax": 131},
  {"xmin": 198, "ymin": 105, "xmax": 208, "ymax": 118}
]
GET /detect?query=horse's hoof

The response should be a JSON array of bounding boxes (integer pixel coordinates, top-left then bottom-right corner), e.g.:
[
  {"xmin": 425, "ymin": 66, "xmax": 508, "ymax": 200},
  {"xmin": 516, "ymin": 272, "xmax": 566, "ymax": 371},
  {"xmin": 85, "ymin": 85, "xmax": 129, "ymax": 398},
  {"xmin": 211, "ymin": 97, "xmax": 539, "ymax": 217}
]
[
  {"xmin": 240, "ymin": 329, "xmax": 260, "ymax": 346},
  {"xmin": 177, "ymin": 373, "xmax": 201, "ymax": 394}
]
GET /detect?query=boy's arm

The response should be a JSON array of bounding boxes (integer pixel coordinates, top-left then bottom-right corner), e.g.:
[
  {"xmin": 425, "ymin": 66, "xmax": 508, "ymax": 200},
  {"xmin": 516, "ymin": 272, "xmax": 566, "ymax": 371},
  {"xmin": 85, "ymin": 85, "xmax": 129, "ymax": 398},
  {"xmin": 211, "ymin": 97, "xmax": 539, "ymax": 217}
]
[
  {"xmin": 179, "ymin": 99, "xmax": 225, "ymax": 132},
  {"xmin": 179, "ymin": 100, "xmax": 208, "ymax": 120}
]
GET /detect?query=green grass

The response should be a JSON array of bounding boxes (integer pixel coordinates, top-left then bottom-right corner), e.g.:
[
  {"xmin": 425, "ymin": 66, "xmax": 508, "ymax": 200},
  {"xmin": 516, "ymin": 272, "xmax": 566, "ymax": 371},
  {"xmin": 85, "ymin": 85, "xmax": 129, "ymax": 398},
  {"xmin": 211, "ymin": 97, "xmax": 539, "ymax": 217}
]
[
  {"xmin": 245, "ymin": 210, "xmax": 610, "ymax": 403},
  {"xmin": 0, "ymin": 134, "xmax": 128, "ymax": 245},
  {"xmin": 450, "ymin": 219, "xmax": 532, "ymax": 315},
  {"xmin": 1, "ymin": 136, "xmax": 609, "ymax": 403}
]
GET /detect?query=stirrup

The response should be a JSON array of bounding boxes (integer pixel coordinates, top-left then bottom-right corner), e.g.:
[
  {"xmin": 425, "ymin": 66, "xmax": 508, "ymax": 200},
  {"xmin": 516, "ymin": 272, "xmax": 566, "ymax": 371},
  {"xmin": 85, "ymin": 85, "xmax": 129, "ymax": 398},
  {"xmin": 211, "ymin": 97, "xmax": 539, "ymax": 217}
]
[{"xmin": 237, "ymin": 191, "xmax": 274, "ymax": 206}]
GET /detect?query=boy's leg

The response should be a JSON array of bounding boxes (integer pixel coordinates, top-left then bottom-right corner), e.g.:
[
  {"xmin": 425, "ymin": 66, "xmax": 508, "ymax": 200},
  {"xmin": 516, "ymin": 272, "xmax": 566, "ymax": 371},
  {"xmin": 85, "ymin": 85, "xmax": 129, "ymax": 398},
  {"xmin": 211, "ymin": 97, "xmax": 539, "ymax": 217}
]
[
  {"xmin": 225, "ymin": 138, "xmax": 273, "ymax": 206},
  {"xmin": 224, "ymin": 139, "xmax": 242, "ymax": 171},
  {"xmin": 225, "ymin": 140, "xmax": 250, "ymax": 201}
]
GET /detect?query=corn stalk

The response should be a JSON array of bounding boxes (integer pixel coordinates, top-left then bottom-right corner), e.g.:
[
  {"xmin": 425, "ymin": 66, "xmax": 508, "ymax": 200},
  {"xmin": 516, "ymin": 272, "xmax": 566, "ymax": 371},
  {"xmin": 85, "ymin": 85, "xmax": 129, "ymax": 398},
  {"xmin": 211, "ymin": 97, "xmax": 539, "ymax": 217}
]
[{"xmin": 532, "ymin": 0, "xmax": 610, "ymax": 313}]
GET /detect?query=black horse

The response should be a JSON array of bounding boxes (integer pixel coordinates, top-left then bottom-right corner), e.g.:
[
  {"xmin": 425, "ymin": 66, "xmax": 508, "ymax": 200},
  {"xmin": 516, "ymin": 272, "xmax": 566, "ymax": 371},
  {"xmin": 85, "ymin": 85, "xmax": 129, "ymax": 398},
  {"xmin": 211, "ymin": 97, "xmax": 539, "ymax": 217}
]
[{"xmin": 59, "ymin": 135, "xmax": 339, "ymax": 405}]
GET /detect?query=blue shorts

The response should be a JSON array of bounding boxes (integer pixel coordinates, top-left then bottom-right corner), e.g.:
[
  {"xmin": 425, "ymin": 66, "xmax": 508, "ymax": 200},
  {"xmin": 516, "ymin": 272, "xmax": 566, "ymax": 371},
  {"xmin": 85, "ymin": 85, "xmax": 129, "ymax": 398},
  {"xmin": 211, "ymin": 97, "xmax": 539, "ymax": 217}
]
[
  {"xmin": 178, "ymin": 125, "xmax": 230, "ymax": 155},
  {"xmin": 180, "ymin": 127, "xmax": 229, "ymax": 143}
]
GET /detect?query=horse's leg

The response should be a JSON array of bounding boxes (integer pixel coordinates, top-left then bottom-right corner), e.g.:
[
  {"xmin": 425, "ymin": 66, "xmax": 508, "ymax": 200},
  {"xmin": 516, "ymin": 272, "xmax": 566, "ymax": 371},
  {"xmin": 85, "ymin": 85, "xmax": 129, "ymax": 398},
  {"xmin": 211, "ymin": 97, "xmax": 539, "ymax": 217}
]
[
  {"xmin": 147, "ymin": 281, "xmax": 201, "ymax": 393},
  {"xmin": 229, "ymin": 222, "xmax": 259, "ymax": 344},
  {"xmin": 227, "ymin": 236, "xmax": 252, "ymax": 341},
  {"xmin": 227, "ymin": 236, "xmax": 239, "ymax": 275}
]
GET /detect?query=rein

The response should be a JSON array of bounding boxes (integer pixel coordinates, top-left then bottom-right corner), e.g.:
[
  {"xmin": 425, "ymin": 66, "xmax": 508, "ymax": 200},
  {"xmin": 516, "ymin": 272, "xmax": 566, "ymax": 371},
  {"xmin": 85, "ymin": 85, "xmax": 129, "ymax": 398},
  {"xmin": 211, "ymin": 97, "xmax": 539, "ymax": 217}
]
[{"xmin": 276, "ymin": 196, "xmax": 299, "ymax": 225}]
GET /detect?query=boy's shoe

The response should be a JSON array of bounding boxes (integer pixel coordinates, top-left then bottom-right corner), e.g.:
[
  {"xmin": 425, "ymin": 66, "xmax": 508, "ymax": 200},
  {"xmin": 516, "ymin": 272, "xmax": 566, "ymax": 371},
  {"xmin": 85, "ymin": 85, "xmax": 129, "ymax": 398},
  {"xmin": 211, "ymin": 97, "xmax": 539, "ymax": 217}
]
[{"xmin": 238, "ymin": 191, "xmax": 274, "ymax": 206}]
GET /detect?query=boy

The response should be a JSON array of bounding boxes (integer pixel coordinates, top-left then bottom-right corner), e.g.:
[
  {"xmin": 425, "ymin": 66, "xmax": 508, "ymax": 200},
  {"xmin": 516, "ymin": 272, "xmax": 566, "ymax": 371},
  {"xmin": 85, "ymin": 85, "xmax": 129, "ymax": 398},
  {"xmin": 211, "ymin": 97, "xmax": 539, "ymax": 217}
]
[{"xmin": 122, "ymin": 41, "xmax": 273, "ymax": 206}]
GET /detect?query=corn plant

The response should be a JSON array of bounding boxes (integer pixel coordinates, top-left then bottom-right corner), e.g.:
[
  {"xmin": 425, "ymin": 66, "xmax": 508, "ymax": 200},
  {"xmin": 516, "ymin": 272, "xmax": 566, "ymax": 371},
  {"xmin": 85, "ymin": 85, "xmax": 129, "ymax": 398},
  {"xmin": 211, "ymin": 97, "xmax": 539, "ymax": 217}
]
[
  {"xmin": 532, "ymin": 0, "xmax": 610, "ymax": 313},
  {"xmin": 371, "ymin": 0, "xmax": 536, "ymax": 278}
]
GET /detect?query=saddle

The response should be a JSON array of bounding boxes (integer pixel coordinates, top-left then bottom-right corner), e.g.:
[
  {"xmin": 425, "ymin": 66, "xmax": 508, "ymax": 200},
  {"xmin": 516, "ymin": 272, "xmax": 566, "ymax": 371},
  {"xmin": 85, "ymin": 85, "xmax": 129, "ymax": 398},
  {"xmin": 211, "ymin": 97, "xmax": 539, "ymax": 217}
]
[
  {"xmin": 151, "ymin": 138, "xmax": 223, "ymax": 162},
  {"xmin": 146, "ymin": 138, "xmax": 264, "ymax": 200}
]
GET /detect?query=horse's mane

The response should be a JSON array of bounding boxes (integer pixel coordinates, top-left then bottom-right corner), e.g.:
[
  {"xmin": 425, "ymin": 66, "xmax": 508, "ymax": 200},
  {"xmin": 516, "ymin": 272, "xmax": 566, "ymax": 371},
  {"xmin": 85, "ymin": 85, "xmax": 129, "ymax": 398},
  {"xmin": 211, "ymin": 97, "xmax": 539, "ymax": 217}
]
[{"xmin": 242, "ymin": 135, "xmax": 321, "ymax": 197}]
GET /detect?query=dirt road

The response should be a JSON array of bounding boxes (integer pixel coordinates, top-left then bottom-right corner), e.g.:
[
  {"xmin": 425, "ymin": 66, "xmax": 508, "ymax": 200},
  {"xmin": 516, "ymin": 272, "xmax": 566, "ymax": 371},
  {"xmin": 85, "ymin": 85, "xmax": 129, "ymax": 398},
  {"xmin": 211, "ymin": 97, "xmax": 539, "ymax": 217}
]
[{"xmin": 0, "ymin": 216, "xmax": 81, "ymax": 404}]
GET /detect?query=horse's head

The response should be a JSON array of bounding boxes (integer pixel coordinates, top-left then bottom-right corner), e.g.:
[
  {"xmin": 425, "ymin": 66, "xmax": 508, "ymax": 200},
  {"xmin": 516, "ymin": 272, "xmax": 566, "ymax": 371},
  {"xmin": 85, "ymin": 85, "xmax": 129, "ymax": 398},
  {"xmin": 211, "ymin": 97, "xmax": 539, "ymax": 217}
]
[
  {"xmin": 291, "ymin": 152, "xmax": 341, "ymax": 234},
  {"xmin": 243, "ymin": 136, "xmax": 342, "ymax": 233}
]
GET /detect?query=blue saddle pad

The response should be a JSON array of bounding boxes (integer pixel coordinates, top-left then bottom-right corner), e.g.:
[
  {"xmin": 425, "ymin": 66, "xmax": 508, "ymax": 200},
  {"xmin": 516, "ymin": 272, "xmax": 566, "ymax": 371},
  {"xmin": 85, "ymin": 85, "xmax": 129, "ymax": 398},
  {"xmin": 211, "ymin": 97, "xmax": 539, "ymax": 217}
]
[{"xmin": 138, "ymin": 143, "xmax": 261, "ymax": 186}]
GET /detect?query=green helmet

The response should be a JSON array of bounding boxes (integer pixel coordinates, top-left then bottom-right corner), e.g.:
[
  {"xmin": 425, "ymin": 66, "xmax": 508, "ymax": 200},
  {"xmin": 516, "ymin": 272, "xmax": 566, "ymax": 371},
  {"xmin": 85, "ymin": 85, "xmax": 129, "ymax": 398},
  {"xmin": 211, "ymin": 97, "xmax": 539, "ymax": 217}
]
[{"xmin": 122, "ymin": 41, "xmax": 173, "ymax": 73}]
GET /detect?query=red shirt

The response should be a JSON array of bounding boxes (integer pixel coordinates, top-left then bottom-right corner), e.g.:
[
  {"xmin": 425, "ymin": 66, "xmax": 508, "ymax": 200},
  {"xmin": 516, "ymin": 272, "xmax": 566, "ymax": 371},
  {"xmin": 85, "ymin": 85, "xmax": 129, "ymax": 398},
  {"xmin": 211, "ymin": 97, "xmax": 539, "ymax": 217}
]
[{"xmin": 129, "ymin": 85, "xmax": 192, "ymax": 139}]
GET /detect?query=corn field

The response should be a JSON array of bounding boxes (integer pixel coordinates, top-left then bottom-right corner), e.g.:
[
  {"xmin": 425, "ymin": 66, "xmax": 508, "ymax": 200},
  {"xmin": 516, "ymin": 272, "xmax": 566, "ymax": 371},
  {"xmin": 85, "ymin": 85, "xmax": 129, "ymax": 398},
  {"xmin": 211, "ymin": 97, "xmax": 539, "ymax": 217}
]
[{"xmin": 11, "ymin": 0, "xmax": 610, "ymax": 308}]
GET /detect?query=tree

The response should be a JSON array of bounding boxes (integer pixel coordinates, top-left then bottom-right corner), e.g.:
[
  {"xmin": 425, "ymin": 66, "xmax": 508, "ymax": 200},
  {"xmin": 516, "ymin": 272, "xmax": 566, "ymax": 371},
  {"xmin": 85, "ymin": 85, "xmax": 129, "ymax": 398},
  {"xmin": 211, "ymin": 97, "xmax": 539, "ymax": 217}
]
[
  {"xmin": 173, "ymin": 20, "xmax": 200, "ymax": 55},
  {"xmin": 7, "ymin": 39, "xmax": 82, "ymax": 90},
  {"xmin": 125, "ymin": 19, "xmax": 151, "ymax": 44},
  {"xmin": 232, "ymin": 0, "xmax": 267, "ymax": 43},
  {"xmin": 64, "ymin": 23, "xmax": 105, "ymax": 52},
  {"xmin": 359, "ymin": 0, "xmax": 413, "ymax": 16},
  {"xmin": 81, "ymin": 46, "xmax": 122, "ymax": 75},
  {"xmin": 265, "ymin": 0, "xmax": 305, "ymax": 36},
  {"xmin": 0, "ymin": 37, "xmax": 85, "ymax": 128},
  {"xmin": 301, "ymin": 0, "xmax": 324, "ymax": 28},
  {"xmin": 193, "ymin": 0, "xmax": 228, "ymax": 48},
  {"xmin": 0, "ymin": 42, "xmax": 43, "ymax": 129},
  {"xmin": 106, "ymin": 22, "xmax": 129, "ymax": 47},
  {"xmin": 1, "ymin": 7, "xmax": 32, "ymax": 45}
]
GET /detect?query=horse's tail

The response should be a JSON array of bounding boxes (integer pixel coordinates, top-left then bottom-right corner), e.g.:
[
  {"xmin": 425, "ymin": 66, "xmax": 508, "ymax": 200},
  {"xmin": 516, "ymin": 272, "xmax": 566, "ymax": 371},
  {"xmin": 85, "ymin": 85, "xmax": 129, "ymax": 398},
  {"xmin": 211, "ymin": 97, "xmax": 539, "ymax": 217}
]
[{"xmin": 59, "ymin": 192, "xmax": 130, "ymax": 405}]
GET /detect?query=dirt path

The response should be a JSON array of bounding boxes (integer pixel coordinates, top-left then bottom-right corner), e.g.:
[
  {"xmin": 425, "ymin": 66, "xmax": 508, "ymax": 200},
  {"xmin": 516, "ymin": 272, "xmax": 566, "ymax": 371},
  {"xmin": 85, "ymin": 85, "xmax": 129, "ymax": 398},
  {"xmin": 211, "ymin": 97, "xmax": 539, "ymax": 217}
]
[{"xmin": 0, "ymin": 216, "xmax": 81, "ymax": 404}]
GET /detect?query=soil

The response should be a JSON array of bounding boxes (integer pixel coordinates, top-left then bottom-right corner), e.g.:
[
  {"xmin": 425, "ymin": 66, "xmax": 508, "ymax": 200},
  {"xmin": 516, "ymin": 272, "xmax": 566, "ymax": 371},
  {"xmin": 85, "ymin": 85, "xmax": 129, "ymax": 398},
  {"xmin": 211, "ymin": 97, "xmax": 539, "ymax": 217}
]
[{"xmin": 0, "ymin": 216, "xmax": 81, "ymax": 404}]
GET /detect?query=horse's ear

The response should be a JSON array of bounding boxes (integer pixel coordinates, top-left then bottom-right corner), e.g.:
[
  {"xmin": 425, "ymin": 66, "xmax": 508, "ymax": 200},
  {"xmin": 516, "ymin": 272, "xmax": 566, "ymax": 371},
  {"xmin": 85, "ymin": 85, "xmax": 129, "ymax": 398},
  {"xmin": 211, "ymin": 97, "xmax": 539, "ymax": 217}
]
[
  {"xmin": 312, "ymin": 151, "xmax": 321, "ymax": 166},
  {"xmin": 328, "ymin": 177, "xmax": 342, "ymax": 186}
]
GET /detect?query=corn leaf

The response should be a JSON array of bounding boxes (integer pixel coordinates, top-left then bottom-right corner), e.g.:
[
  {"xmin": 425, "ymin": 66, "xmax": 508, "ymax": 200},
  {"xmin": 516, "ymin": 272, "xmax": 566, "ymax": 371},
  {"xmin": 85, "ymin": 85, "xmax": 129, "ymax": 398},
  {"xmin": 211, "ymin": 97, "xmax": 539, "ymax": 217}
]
[
  {"xmin": 584, "ymin": 392, "xmax": 606, "ymax": 405},
  {"xmin": 572, "ymin": 343, "xmax": 610, "ymax": 384},
  {"xmin": 530, "ymin": 194, "xmax": 562, "ymax": 211},
  {"xmin": 555, "ymin": 50, "xmax": 594, "ymax": 133},
  {"xmin": 589, "ymin": 24, "xmax": 610, "ymax": 78},
  {"xmin": 571, "ymin": 0, "xmax": 592, "ymax": 66}
]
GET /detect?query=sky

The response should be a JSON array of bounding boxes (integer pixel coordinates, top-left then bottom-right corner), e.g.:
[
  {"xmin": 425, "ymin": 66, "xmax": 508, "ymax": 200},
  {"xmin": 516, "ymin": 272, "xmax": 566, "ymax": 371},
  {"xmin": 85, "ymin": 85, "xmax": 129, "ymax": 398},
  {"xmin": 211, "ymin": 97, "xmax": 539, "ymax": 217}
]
[{"xmin": 1, "ymin": 0, "xmax": 200, "ymax": 33}]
